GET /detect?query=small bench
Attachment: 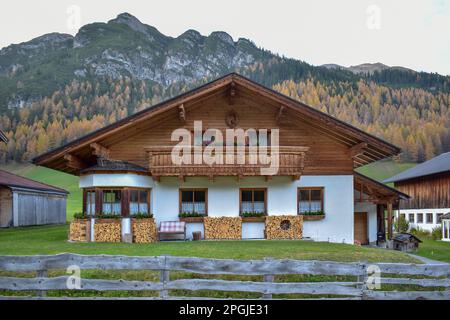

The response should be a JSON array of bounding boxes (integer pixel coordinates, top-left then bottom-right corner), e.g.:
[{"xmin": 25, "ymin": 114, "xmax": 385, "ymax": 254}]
[{"xmin": 158, "ymin": 221, "xmax": 186, "ymax": 241}]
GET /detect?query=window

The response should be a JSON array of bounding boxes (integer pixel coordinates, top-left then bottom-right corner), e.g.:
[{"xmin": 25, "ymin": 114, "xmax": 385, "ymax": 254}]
[
  {"xmin": 400, "ymin": 213, "xmax": 406, "ymax": 220},
  {"xmin": 417, "ymin": 213, "xmax": 423, "ymax": 223},
  {"xmin": 408, "ymin": 213, "xmax": 415, "ymax": 223},
  {"xmin": 102, "ymin": 190, "xmax": 121, "ymax": 215},
  {"xmin": 129, "ymin": 189, "xmax": 150, "ymax": 215},
  {"xmin": 298, "ymin": 188, "xmax": 324, "ymax": 214},
  {"xmin": 180, "ymin": 189, "xmax": 207, "ymax": 215},
  {"xmin": 437, "ymin": 213, "xmax": 443, "ymax": 224},
  {"xmin": 84, "ymin": 190, "xmax": 96, "ymax": 216},
  {"xmin": 240, "ymin": 189, "xmax": 267, "ymax": 214},
  {"xmin": 426, "ymin": 213, "xmax": 433, "ymax": 224}
]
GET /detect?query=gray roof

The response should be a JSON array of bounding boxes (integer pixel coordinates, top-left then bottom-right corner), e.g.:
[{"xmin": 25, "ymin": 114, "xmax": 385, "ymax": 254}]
[
  {"xmin": 384, "ymin": 152, "xmax": 450, "ymax": 183},
  {"xmin": 80, "ymin": 157, "xmax": 148, "ymax": 174},
  {"xmin": 393, "ymin": 233, "xmax": 422, "ymax": 243}
]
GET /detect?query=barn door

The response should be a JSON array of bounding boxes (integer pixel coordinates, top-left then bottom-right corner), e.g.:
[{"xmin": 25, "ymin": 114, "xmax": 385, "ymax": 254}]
[{"xmin": 354, "ymin": 212, "xmax": 368, "ymax": 245}]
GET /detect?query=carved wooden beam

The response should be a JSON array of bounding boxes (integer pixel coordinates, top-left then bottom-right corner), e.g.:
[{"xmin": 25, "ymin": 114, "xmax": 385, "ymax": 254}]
[
  {"xmin": 178, "ymin": 104, "xmax": 186, "ymax": 123},
  {"xmin": 229, "ymin": 82, "xmax": 236, "ymax": 105},
  {"xmin": 90, "ymin": 142, "xmax": 110, "ymax": 159},
  {"xmin": 64, "ymin": 154, "xmax": 88, "ymax": 170},
  {"xmin": 349, "ymin": 142, "xmax": 368, "ymax": 158}
]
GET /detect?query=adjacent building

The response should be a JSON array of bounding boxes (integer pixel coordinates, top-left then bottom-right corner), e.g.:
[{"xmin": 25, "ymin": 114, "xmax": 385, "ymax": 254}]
[
  {"xmin": 384, "ymin": 152, "xmax": 450, "ymax": 232},
  {"xmin": 33, "ymin": 73, "xmax": 406, "ymax": 244},
  {"xmin": 0, "ymin": 170, "xmax": 68, "ymax": 227}
]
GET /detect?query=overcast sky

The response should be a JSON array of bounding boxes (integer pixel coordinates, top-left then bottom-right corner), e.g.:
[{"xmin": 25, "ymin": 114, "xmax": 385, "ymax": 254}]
[{"xmin": 1, "ymin": 0, "xmax": 448, "ymax": 75}]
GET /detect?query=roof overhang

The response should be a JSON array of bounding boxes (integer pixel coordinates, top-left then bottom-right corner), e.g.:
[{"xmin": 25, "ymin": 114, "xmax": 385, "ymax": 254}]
[
  {"xmin": 33, "ymin": 73, "xmax": 401, "ymax": 175},
  {"xmin": 354, "ymin": 172, "xmax": 409, "ymax": 204}
]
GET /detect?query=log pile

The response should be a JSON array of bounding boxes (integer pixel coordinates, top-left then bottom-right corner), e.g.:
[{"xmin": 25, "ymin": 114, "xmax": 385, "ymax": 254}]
[
  {"xmin": 132, "ymin": 218, "xmax": 157, "ymax": 243},
  {"xmin": 69, "ymin": 219, "xmax": 90, "ymax": 242},
  {"xmin": 265, "ymin": 215, "xmax": 303, "ymax": 240},
  {"xmin": 204, "ymin": 217, "xmax": 242, "ymax": 240},
  {"xmin": 94, "ymin": 219, "xmax": 121, "ymax": 242}
]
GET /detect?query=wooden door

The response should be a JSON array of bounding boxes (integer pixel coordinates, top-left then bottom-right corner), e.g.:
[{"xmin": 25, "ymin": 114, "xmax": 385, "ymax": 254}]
[{"xmin": 354, "ymin": 212, "xmax": 368, "ymax": 245}]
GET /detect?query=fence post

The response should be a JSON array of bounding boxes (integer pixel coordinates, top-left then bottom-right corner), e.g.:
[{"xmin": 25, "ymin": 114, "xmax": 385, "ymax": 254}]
[
  {"xmin": 159, "ymin": 255, "xmax": 169, "ymax": 299},
  {"xmin": 262, "ymin": 257, "xmax": 274, "ymax": 299},
  {"xmin": 36, "ymin": 269, "xmax": 48, "ymax": 297},
  {"xmin": 357, "ymin": 262, "xmax": 368, "ymax": 300}
]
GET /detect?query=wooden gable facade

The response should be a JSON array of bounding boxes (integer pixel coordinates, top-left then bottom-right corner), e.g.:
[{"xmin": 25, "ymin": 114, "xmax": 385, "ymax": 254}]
[{"xmin": 33, "ymin": 73, "xmax": 400, "ymax": 178}]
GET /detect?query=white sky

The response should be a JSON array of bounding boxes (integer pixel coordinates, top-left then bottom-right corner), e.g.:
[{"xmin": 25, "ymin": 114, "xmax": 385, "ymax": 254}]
[{"xmin": 1, "ymin": 0, "xmax": 449, "ymax": 75}]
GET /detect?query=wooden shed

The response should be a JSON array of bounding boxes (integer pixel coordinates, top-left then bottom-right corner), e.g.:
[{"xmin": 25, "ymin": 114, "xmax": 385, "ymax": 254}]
[
  {"xmin": 0, "ymin": 170, "xmax": 68, "ymax": 227},
  {"xmin": 392, "ymin": 233, "xmax": 422, "ymax": 252}
]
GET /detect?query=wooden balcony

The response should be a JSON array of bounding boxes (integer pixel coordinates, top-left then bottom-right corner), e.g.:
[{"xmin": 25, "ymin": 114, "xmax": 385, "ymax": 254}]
[{"xmin": 145, "ymin": 146, "xmax": 309, "ymax": 181}]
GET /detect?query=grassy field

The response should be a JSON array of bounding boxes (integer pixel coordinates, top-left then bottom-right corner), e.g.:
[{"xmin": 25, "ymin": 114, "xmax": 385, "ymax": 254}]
[
  {"xmin": 0, "ymin": 224, "xmax": 419, "ymax": 263},
  {"xmin": 416, "ymin": 237, "xmax": 450, "ymax": 263}
]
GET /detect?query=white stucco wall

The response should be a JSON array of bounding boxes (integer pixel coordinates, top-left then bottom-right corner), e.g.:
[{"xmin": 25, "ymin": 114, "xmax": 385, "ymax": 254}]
[
  {"xmin": 396, "ymin": 208, "xmax": 450, "ymax": 232},
  {"xmin": 79, "ymin": 174, "xmax": 155, "ymax": 188},
  {"xmin": 80, "ymin": 174, "xmax": 355, "ymax": 243}
]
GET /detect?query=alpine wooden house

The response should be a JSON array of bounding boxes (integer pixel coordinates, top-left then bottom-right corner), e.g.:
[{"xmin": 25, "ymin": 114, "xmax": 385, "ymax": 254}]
[
  {"xmin": 34, "ymin": 73, "xmax": 408, "ymax": 244},
  {"xmin": 385, "ymin": 152, "xmax": 450, "ymax": 235}
]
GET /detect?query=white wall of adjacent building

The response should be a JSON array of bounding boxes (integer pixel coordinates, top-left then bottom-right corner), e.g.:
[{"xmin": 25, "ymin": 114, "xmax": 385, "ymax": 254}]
[
  {"xmin": 80, "ymin": 174, "xmax": 356, "ymax": 244},
  {"xmin": 395, "ymin": 208, "xmax": 450, "ymax": 232}
]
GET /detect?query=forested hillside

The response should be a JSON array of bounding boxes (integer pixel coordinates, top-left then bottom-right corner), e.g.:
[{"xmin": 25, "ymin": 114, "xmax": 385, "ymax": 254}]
[{"xmin": 0, "ymin": 13, "xmax": 448, "ymax": 164}]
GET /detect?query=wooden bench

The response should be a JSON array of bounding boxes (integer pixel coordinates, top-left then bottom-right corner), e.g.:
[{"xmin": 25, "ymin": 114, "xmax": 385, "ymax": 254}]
[{"xmin": 158, "ymin": 221, "xmax": 186, "ymax": 241}]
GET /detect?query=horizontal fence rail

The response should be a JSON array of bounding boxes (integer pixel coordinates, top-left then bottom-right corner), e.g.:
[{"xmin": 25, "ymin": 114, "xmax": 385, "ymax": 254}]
[{"xmin": 0, "ymin": 254, "xmax": 449, "ymax": 300}]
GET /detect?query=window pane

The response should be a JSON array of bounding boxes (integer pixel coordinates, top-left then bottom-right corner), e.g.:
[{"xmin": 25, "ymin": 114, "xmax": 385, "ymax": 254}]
[
  {"xmin": 253, "ymin": 190, "xmax": 265, "ymax": 202},
  {"xmin": 102, "ymin": 190, "xmax": 121, "ymax": 215},
  {"xmin": 426, "ymin": 213, "xmax": 433, "ymax": 224},
  {"xmin": 86, "ymin": 191, "xmax": 95, "ymax": 215},
  {"xmin": 310, "ymin": 189, "xmax": 322, "ymax": 212},
  {"xmin": 417, "ymin": 213, "xmax": 423, "ymax": 223},
  {"xmin": 241, "ymin": 190, "xmax": 252, "ymax": 202},
  {"xmin": 409, "ymin": 214, "xmax": 414, "ymax": 223},
  {"xmin": 139, "ymin": 190, "xmax": 149, "ymax": 213},
  {"xmin": 437, "ymin": 214, "xmax": 443, "ymax": 224},
  {"xmin": 194, "ymin": 191, "xmax": 205, "ymax": 203},
  {"xmin": 129, "ymin": 190, "xmax": 139, "ymax": 214},
  {"xmin": 182, "ymin": 191, "xmax": 193, "ymax": 202},
  {"xmin": 299, "ymin": 190, "xmax": 310, "ymax": 213}
]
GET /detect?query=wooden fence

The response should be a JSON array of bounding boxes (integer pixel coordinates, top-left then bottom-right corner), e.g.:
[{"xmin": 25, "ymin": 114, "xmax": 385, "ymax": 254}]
[{"xmin": 0, "ymin": 253, "xmax": 449, "ymax": 300}]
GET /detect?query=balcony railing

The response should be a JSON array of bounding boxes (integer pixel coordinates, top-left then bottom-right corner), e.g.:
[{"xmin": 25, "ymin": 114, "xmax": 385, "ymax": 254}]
[{"xmin": 145, "ymin": 146, "xmax": 309, "ymax": 180}]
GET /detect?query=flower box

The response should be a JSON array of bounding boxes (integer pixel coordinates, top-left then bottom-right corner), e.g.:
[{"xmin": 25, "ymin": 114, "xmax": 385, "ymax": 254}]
[
  {"xmin": 179, "ymin": 216, "xmax": 205, "ymax": 223},
  {"xmin": 302, "ymin": 214, "xmax": 325, "ymax": 221},
  {"xmin": 242, "ymin": 216, "xmax": 266, "ymax": 222}
]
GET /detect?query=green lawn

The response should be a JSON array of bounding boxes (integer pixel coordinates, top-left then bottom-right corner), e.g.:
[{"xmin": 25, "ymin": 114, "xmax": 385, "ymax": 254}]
[
  {"xmin": 0, "ymin": 224, "xmax": 418, "ymax": 263},
  {"xmin": 416, "ymin": 237, "xmax": 450, "ymax": 263}
]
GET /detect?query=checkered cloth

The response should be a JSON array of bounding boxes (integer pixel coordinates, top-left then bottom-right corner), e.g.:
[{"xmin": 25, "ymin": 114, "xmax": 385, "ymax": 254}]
[{"xmin": 159, "ymin": 221, "xmax": 186, "ymax": 233}]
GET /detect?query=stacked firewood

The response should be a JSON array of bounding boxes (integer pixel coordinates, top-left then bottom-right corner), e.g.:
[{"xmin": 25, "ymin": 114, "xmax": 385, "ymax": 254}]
[
  {"xmin": 265, "ymin": 215, "xmax": 303, "ymax": 240},
  {"xmin": 94, "ymin": 219, "xmax": 121, "ymax": 242},
  {"xmin": 69, "ymin": 220, "xmax": 89, "ymax": 242},
  {"xmin": 132, "ymin": 218, "xmax": 157, "ymax": 243},
  {"xmin": 204, "ymin": 217, "xmax": 242, "ymax": 240}
]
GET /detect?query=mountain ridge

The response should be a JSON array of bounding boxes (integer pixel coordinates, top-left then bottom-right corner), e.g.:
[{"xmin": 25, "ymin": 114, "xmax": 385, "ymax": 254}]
[
  {"xmin": 0, "ymin": 12, "xmax": 448, "ymax": 111},
  {"xmin": 0, "ymin": 12, "xmax": 449, "ymax": 165}
]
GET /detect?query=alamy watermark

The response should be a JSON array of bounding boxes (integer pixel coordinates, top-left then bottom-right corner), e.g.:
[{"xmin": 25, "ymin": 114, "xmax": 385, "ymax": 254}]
[
  {"xmin": 366, "ymin": 4, "xmax": 381, "ymax": 30},
  {"xmin": 171, "ymin": 121, "xmax": 280, "ymax": 175}
]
